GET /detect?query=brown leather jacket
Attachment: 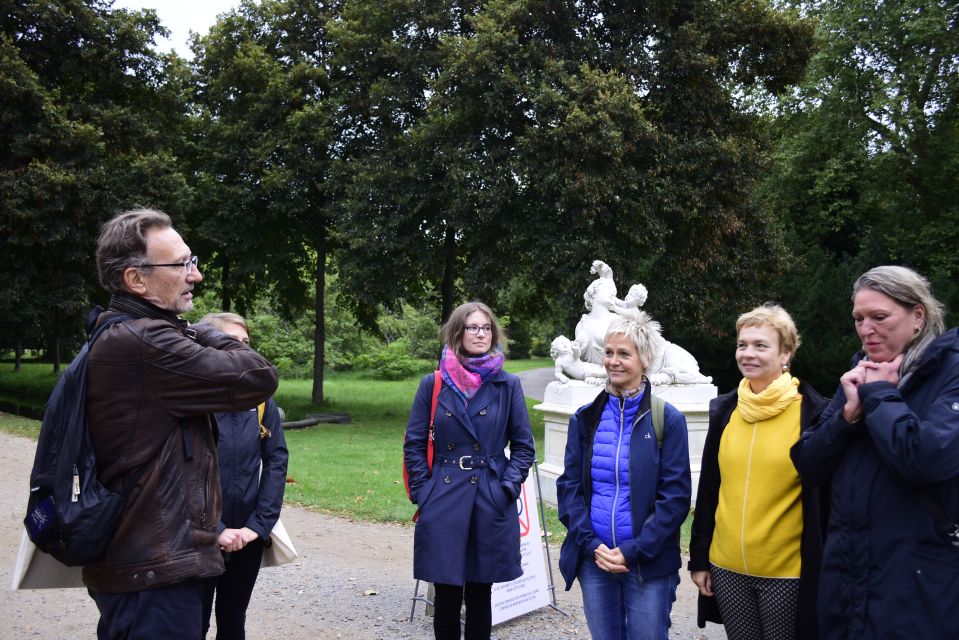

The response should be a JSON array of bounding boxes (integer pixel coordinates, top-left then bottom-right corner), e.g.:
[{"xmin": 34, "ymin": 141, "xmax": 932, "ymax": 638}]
[{"xmin": 82, "ymin": 295, "xmax": 279, "ymax": 593}]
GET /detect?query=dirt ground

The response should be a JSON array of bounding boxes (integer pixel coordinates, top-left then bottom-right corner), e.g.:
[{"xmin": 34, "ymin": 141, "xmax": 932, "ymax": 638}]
[{"xmin": 1, "ymin": 430, "xmax": 724, "ymax": 639}]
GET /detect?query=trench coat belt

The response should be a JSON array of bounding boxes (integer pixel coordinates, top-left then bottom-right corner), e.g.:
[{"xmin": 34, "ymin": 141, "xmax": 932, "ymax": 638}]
[{"xmin": 438, "ymin": 454, "xmax": 504, "ymax": 470}]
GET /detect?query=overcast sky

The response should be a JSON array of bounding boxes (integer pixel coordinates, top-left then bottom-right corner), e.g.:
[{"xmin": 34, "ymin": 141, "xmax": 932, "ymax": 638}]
[{"xmin": 111, "ymin": 0, "xmax": 241, "ymax": 57}]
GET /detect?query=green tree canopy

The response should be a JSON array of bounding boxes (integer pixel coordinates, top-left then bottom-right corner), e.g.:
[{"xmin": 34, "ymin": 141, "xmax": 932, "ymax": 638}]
[
  {"xmin": 765, "ymin": 0, "xmax": 959, "ymax": 390},
  {"xmin": 188, "ymin": 0, "xmax": 334, "ymax": 401},
  {"xmin": 329, "ymin": 0, "xmax": 815, "ymax": 357},
  {"xmin": 0, "ymin": 0, "xmax": 191, "ymax": 368}
]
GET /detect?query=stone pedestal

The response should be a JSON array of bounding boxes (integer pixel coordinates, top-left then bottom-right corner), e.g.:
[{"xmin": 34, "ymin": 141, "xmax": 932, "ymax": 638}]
[{"xmin": 534, "ymin": 380, "xmax": 716, "ymax": 507}]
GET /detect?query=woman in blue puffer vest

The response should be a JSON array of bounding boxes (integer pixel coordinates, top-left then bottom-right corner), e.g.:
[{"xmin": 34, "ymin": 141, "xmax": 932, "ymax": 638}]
[{"xmin": 558, "ymin": 310, "xmax": 691, "ymax": 640}]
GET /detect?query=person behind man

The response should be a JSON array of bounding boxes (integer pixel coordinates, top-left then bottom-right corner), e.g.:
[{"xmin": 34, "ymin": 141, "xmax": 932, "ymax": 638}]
[
  {"xmin": 84, "ymin": 209, "xmax": 279, "ymax": 639},
  {"xmin": 196, "ymin": 312, "xmax": 289, "ymax": 640}
]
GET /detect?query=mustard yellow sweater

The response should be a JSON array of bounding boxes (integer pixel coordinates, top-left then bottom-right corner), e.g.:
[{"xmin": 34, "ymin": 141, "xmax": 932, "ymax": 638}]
[{"xmin": 709, "ymin": 399, "xmax": 803, "ymax": 577}]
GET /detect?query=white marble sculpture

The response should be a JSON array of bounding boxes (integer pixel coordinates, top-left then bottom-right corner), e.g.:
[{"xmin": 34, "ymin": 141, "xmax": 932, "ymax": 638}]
[
  {"xmin": 612, "ymin": 283, "xmax": 712, "ymax": 385},
  {"xmin": 573, "ymin": 260, "xmax": 619, "ymax": 366},
  {"xmin": 553, "ymin": 260, "xmax": 712, "ymax": 385},
  {"xmin": 550, "ymin": 336, "xmax": 607, "ymax": 385},
  {"xmin": 611, "ymin": 283, "xmax": 648, "ymax": 314}
]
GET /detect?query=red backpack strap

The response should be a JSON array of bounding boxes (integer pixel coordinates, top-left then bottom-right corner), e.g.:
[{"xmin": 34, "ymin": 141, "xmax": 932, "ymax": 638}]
[
  {"xmin": 426, "ymin": 370, "xmax": 442, "ymax": 472},
  {"xmin": 404, "ymin": 371, "xmax": 443, "ymax": 508}
]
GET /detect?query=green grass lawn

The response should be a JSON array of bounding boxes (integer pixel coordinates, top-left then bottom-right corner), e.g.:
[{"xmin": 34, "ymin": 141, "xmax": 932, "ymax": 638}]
[
  {"xmin": 0, "ymin": 358, "xmax": 694, "ymax": 550},
  {"xmin": 0, "ymin": 412, "xmax": 41, "ymax": 439}
]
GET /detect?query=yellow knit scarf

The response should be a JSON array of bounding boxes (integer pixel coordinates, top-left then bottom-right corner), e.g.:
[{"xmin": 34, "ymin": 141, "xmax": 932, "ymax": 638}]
[{"xmin": 736, "ymin": 373, "xmax": 800, "ymax": 423}]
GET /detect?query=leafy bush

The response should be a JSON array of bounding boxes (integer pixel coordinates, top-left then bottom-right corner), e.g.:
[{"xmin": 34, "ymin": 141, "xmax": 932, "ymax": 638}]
[
  {"xmin": 247, "ymin": 314, "xmax": 314, "ymax": 379},
  {"xmin": 377, "ymin": 303, "xmax": 439, "ymax": 361},
  {"xmin": 325, "ymin": 293, "xmax": 380, "ymax": 370},
  {"xmin": 354, "ymin": 340, "xmax": 431, "ymax": 380}
]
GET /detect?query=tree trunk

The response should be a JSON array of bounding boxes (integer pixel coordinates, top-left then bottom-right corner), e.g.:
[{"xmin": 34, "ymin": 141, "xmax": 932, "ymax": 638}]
[
  {"xmin": 311, "ymin": 225, "xmax": 326, "ymax": 405},
  {"xmin": 440, "ymin": 222, "xmax": 457, "ymax": 322},
  {"xmin": 52, "ymin": 336, "xmax": 61, "ymax": 374},
  {"xmin": 14, "ymin": 338, "xmax": 22, "ymax": 372},
  {"xmin": 221, "ymin": 257, "xmax": 233, "ymax": 312}
]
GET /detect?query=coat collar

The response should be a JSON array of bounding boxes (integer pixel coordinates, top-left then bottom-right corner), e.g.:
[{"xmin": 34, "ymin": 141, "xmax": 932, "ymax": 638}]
[
  {"xmin": 435, "ymin": 369, "xmax": 510, "ymax": 439},
  {"xmin": 108, "ymin": 292, "xmax": 183, "ymax": 325},
  {"xmin": 911, "ymin": 328, "xmax": 959, "ymax": 375},
  {"xmin": 577, "ymin": 379, "xmax": 653, "ymax": 437}
]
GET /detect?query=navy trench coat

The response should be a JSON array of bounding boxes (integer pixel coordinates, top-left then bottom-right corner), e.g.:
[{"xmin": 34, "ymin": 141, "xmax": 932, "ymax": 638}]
[
  {"xmin": 404, "ymin": 369, "xmax": 535, "ymax": 586},
  {"xmin": 792, "ymin": 328, "xmax": 959, "ymax": 639}
]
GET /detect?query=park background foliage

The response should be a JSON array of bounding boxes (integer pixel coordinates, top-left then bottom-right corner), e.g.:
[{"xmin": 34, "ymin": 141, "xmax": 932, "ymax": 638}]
[{"xmin": 1, "ymin": 0, "xmax": 957, "ymax": 398}]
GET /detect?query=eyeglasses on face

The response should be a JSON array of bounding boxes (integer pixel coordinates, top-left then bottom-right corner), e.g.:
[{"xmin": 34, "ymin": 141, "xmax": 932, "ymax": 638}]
[
  {"xmin": 465, "ymin": 324, "xmax": 492, "ymax": 336},
  {"xmin": 140, "ymin": 255, "xmax": 199, "ymax": 274}
]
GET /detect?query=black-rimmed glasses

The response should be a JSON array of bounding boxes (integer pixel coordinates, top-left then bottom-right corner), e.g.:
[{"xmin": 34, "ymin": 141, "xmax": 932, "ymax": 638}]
[
  {"xmin": 465, "ymin": 324, "xmax": 492, "ymax": 335},
  {"xmin": 140, "ymin": 255, "xmax": 199, "ymax": 274}
]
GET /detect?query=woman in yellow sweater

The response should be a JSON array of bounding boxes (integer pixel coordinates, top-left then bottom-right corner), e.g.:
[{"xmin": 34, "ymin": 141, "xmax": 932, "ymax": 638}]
[{"xmin": 689, "ymin": 304, "xmax": 827, "ymax": 639}]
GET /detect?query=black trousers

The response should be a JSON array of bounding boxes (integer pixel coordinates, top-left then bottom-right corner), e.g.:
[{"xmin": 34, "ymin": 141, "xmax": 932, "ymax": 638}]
[
  {"xmin": 202, "ymin": 538, "xmax": 266, "ymax": 640},
  {"xmin": 90, "ymin": 578, "xmax": 204, "ymax": 639},
  {"xmin": 432, "ymin": 582, "xmax": 493, "ymax": 640}
]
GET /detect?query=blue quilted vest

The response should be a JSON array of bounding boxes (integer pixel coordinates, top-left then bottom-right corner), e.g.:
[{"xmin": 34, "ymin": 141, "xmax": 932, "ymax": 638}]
[{"xmin": 589, "ymin": 391, "xmax": 643, "ymax": 548}]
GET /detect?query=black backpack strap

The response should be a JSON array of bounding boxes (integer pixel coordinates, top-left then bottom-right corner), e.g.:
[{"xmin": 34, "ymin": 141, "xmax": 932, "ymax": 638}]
[
  {"xmin": 87, "ymin": 307, "xmax": 145, "ymax": 483},
  {"xmin": 85, "ymin": 305, "xmax": 105, "ymax": 335},
  {"xmin": 87, "ymin": 307, "xmax": 134, "ymax": 345}
]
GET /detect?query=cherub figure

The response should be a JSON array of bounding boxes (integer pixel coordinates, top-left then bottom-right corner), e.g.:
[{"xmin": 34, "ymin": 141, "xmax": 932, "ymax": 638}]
[
  {"xmin": 550, "ymin": 336, "xmax": 607, "ymax": 385},
  {"xmin": 612, "ymin": 283, "xmax": 648, "ymax": 315}
]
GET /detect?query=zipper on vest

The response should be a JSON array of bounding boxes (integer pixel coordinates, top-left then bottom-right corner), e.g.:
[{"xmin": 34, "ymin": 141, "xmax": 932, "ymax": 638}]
[{"xmin": 611, "ymin": 398, "xmax": 626, "ymax": 548}]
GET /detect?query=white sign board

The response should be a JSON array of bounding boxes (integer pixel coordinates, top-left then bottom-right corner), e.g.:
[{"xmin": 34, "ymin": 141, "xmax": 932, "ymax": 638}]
[{"xmin": 490, "ymin": 471, "xmax": 551, "ymax": 625}]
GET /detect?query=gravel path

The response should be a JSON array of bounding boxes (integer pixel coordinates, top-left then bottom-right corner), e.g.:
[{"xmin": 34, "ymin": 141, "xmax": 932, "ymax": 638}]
[{"xmin": 1, "ymin": 429, "xmax": 724, "ymax": 639}]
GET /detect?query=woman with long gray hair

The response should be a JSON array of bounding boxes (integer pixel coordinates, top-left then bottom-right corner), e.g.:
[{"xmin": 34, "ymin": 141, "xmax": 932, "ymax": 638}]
[{"xmin": 791, "ymin": 266, "xmax": 959, "ymax": 639}]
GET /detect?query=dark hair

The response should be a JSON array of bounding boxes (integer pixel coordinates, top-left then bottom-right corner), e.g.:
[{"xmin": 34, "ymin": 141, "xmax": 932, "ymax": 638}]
[
  {"xmin": 439, "ymin": 302, "xmax": 506, "ymax": 355},
  {"xmin": 95, "ymin": 208, "xmax": 172, "ymax": 294}
]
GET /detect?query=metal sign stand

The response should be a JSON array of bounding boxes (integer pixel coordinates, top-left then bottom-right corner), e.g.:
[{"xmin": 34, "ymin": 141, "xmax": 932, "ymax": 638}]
[{"xmin": 532, "ymin": 463, "xmax": 568, "ymax": 617}]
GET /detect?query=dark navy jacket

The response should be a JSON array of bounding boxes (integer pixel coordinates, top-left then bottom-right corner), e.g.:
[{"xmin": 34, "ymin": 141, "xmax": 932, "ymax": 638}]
[
  {"xmin": 557, "ymin": 387, "xmax": 691, "ymax": 590},
  {"xmin": 792, "ymin": 329, "xmax": 959, "ymax": 639},
  {"xmin": 215, "ymin": 398, "xmax": 288, "ymax": 541},
  {"xmin": 404, "ymin": 370, "xmax": 535, "ymax": 585}
]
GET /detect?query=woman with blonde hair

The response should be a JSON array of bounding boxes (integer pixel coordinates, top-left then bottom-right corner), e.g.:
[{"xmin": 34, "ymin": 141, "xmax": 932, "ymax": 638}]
[
  {"xmin": 558, "ymin": 310, "xmax": 691, "ymax": 640},
  {"xmin": 195, "ymin": 312, "xmax": 289, "ymax": 640},
  {"xmin": 403, "ymin": 301, "xmax": 535, "ymax": 640},
  {"xmin": 792, "ymin": 266, "xmax": 958, "ymax": 639},
  {"xmin": 689, "ymin": 304, "xmax": 827, "ymax": 639}
]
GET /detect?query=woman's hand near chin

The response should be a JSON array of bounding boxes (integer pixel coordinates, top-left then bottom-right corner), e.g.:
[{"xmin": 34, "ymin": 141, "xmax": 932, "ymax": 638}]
[{"xmin": 863, "ymin": 354, "xmax": 902, "ymax": 385}]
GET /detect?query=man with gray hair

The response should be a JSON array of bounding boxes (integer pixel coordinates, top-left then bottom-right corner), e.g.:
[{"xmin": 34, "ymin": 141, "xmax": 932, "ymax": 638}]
[{"xmin": 83, "ymin": 208, "xmax": 278, "ymax": 638}]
